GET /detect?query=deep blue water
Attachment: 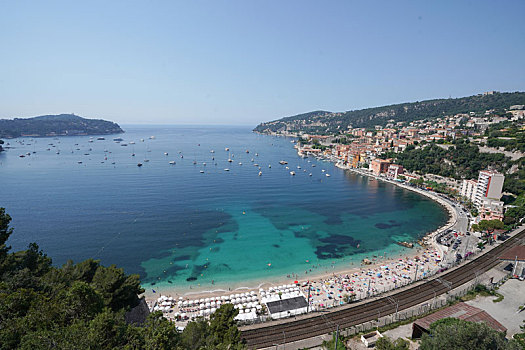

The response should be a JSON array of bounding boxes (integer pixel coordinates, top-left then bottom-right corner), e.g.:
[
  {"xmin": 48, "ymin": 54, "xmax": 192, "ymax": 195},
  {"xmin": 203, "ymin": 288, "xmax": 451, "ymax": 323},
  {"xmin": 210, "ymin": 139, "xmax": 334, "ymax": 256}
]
[{"xmin": 1, "ymin": 125, "xmax": 448, "ymax": 292}]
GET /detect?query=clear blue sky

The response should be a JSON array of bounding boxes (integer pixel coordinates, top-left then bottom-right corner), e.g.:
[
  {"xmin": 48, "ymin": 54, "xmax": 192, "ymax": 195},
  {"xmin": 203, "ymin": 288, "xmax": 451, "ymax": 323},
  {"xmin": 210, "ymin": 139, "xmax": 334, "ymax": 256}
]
[{"xmin": 1, "ymin": 1, "xmax": 524, "ymax": 125}]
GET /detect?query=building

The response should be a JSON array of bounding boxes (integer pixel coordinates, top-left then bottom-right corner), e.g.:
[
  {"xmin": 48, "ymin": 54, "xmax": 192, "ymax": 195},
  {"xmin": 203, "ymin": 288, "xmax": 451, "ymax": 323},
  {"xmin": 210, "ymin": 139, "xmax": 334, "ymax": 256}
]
[
  {"xmin": 370, "ymin": 159, "xmax": 391, "ymax": 176},
  {"xmin": 479, "ymin": 198, "xmax": 504, "ymax": 221},
  {"xmin": 460, "ymin": 179, "xmax": 478, "ymax": 203},
  {"xmin": 474, "ymin": 170, "xmax": 504, "ymax": 207},
  {"xmin": 386, "ymin": 164, "xmax": 404, "ymax": 180},
  {"xmin": 412, "ymin": 302, "xmax": 506, "ymax": 339}
]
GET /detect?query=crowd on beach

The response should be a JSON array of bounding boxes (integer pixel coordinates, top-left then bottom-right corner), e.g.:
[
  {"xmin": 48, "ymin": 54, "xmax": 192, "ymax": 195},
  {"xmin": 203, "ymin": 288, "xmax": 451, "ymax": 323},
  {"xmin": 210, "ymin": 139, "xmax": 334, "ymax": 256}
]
[{"xmin": 147, "ymin": 245, "xmax": 443, "ymax": 325}]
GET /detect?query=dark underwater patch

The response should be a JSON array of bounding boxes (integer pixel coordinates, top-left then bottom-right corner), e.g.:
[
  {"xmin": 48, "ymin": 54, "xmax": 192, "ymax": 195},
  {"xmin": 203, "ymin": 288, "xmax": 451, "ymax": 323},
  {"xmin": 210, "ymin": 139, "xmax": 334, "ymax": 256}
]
[
  {"xmin": 272, "ymin": 244, "xmax": 280, "ymax": 248},
  {"xmin": 314, "ymin": 234, "xmax": 362, "ymax": 260},
  {"xmin": 375, "ymin": 221, "xmax": 402, "ymax": 229}
]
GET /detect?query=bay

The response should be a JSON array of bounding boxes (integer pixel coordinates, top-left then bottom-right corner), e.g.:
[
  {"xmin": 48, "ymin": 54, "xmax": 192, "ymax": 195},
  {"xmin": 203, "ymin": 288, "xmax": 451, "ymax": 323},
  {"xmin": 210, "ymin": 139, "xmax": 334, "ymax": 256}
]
[{"xmin": 0, "ymin": 125, "xmax": 448, "ymax": 293}]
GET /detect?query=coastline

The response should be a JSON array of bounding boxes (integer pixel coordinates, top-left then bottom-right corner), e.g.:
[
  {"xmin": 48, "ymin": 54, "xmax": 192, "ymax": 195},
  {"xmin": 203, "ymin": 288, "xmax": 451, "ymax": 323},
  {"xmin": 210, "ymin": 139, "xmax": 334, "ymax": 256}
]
[{"xmin": 144, "ymin": 151, "xmax": 456, "ymax": 309}]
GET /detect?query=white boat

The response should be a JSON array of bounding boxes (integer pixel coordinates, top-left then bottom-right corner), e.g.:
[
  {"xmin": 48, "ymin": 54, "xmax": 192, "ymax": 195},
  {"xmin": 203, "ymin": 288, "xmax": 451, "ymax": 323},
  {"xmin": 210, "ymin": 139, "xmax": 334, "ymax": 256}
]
[
  {"xmin": 309, "ymin": 173, "xmax": 312, "ymax": 176},
  {"xmin": 238, "ymin": 162, "xmax": 242, "ymax": 165},
  {"xmin": 200, "ymin": 170, "xmax": 204, "ymax": 173},
  {"xmin": 279, "ymin": 160, "xmax": 287, "ymax": 165},
  {"xmin": 297, "ymin": 166, "xmax": 301, "ymax": 169},
  {"xmin": 203, "ymin": 162, "xmax": 206, "ymax": 166},
  {"xmin": 169, "ymin": 161, "xmax": 176, "ymax": 165},
  {"xmin": 210, "ymin": 150, "xmax": 215, "ymax": 153},
  {"xmin": 224, "ymin": 168, "xmax": 230, "ymax": 171},
  {"xmin": 164, "ymin": 152, "xmax": 168, "ymax": 156},
  {"xmin": 290, "ymin": 171, "xmax": 296, "ymax": 176},
  {"xmin": 225, "ymin": 148, "xmax": 229, "ymax": 151},
  {"xmin": 254, "ymin": 164, "xmax": 259, "ymax": 166},
  {"xmin": 325, "ymin": 174, "xmax": 330, "ymax": 177},
  {"xmin": 228, "ymin": 158, "xmax": 232, "ymax": 163},
  {"xmin": 268, "ymin": 165, "xmax": 271, "ymax": 168},
  {"xmin": 258, "ymin": 171, "xmax": 262, "ymax": 176},
  {"xmin": 149, "ymin": 136, "xmax": 155, "ymax": 139},
  {"xmin": 129, "ymin": 141, "xmax": 135, "ymax": 144}
]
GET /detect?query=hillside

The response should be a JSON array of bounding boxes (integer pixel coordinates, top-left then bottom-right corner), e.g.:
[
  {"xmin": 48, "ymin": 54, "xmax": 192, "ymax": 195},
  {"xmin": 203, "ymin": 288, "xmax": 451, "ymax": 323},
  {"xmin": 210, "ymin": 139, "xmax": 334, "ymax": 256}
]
[
  {"xmin": 254, "ymin": 92, "xmax": 525, "ymax": 134},
  {"xmin": 0, "ymin": 114, "xmax": 124, "ymax": 138}
]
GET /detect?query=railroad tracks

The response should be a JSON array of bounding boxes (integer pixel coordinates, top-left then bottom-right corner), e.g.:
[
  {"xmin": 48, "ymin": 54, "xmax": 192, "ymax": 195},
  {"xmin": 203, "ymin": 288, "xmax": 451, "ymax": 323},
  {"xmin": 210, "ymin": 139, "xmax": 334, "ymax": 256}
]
[{"xmin": 241, "ymin": 228, "xmax": 525, "ymax": 349}]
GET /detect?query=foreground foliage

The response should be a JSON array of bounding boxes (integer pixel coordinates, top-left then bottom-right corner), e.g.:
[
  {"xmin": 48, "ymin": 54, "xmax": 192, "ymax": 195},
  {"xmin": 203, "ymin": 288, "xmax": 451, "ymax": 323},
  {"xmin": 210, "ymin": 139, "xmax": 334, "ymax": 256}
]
[
  {"xmin": 0, "ymin": 208, "xmax": 245, "ymax": 349},
  {"xmin": 420, "ymin": 318, "xmax": 521, "ymax": 350}
]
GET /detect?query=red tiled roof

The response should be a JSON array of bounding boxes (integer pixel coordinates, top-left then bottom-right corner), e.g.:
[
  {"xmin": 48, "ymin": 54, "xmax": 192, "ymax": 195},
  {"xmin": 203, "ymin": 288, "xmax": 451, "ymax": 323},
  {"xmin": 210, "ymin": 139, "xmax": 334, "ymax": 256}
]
[{"xmin": 414, "ymin": 302, "xmax": 506, "ymax": 333}]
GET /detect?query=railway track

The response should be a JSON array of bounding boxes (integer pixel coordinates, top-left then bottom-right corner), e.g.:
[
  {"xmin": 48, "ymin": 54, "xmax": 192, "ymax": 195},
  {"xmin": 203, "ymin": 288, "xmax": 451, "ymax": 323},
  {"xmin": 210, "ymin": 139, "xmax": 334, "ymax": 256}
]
[{"xmin": 241, "ymin": 228, "xmax": 525, "ymax": 349}]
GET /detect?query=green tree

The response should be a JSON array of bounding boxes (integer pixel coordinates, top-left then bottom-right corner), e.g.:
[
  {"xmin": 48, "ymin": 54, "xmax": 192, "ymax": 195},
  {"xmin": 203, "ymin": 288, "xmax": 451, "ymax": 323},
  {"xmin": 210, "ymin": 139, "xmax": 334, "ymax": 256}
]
[
  {"xmin": 140, "ymin": 311, "xmax": 181, "ymax": 350},
  {"xmin": 420, "ymin": 318, "xmax": 521, "ymax": 350},
  {"xmin": 321, "ymin": 333, "xmax": 346, "ymax": 350},
  {"xmin": 471, "ymin": 220, "xmax": 505, "ymax": 238},
  {"xmin": 376, "ymin": 336, "xmax": 410, "ymax": 350},
  {"xmin": 206, "ymin": 303, "xmax": 244, "ymax": 349}
]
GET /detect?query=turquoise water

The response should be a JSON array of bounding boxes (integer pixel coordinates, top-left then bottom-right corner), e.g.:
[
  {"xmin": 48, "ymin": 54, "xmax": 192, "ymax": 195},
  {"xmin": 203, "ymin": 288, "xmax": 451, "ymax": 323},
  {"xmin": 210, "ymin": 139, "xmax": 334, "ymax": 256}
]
[{"xmin": 1, "ymin": 125, "xmax": 448, "ymax": 293}]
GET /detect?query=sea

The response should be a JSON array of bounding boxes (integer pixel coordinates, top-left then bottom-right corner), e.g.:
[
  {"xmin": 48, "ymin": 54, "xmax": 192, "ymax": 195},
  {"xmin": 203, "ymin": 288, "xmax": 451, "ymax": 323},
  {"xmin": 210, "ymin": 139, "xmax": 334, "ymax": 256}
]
[{"xmin": 1, "ymin": 125, "xmax": 448, "ymax": 294}]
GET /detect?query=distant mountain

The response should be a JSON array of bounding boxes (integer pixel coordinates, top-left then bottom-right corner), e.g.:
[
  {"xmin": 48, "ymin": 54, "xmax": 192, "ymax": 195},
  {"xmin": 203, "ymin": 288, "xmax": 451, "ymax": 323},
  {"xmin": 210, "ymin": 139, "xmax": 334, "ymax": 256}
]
[
  {"xmin": 254, "ymin": 92, "xmax": 525, "ymax": 134},
  {"xmin": 0, "ymin": 114, "xmax": 124, "ymax": 138}
]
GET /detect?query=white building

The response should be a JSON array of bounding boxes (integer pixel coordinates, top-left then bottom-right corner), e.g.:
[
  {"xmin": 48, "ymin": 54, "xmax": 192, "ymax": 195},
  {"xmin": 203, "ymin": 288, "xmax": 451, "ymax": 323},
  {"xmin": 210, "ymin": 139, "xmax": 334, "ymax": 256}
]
[
  {"xmin": 474, "ymin": 170, "xmax": 504, "ymax": 207},
  {"xmin": 460, "ymin": 179, "xmax": 478, "ymax": 203}
]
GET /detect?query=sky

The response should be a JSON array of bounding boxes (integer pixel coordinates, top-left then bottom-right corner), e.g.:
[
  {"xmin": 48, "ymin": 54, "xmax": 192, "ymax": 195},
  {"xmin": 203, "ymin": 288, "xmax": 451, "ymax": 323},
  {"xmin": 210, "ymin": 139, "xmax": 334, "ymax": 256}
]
[{"xmin": 0, "ymin": 1, "xmax": 524, "ymax": 125}]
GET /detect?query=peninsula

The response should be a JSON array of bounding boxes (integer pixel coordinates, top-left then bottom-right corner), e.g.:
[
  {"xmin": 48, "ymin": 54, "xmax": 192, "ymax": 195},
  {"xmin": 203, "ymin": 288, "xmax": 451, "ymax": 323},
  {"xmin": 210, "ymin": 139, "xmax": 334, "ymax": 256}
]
[{"xmin": 0, "ymin": 114, "xmax": 124, "ymax": 138}]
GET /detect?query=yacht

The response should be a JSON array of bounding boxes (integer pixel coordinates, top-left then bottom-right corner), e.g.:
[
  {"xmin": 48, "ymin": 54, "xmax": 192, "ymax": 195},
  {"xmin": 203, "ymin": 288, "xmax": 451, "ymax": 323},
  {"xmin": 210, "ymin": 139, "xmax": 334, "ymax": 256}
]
[
  {"xmin": 200, "ymin": 170, "xmax": 204, "ymax": 173},
  {"xmin": 258, "ymin": 171, "xmax": 262, "ymax": 176},
  {"xmin": 290, "ymin": 171, "xmax": 296, "ymax": 176},
  {"xmin": 279, "ymin": 160, "xmax": 288, "ymax": 165},
  {"xmin": 325, "ymin": 174, "xmax": 331, "ymax": 177},
  {"xmin": 224, "ymin": 168, "xmax": 230, "ymax": 171},
  {"xmin": 169, "ymin": 161, "xmax": 176, "ymax": 165},
  {"xmin": 164, "ymin": 152, "xmax": 168, "ymax": 156}
]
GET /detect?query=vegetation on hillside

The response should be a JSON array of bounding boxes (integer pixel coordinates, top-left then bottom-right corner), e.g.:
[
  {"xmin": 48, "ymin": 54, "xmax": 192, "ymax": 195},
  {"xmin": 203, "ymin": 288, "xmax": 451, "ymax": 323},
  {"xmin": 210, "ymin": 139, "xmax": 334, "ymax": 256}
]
[
  {"xmin": 254, "ymin": 92, "xmax": 525, "ymax": 134},
  {"xmin": 0, "ymin": 208, "xmax": 245, "ymax": 349},
  {"xmin": 0, "ymin": 114, "xmax": 124, "ymax": 138},
  {"xmin": 387, "ymin": 139, "xmax": 511, "ymax": 180},
  {"xmin": 485, "ymin": 121, "xmax": 525, "ymax": 152}
]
